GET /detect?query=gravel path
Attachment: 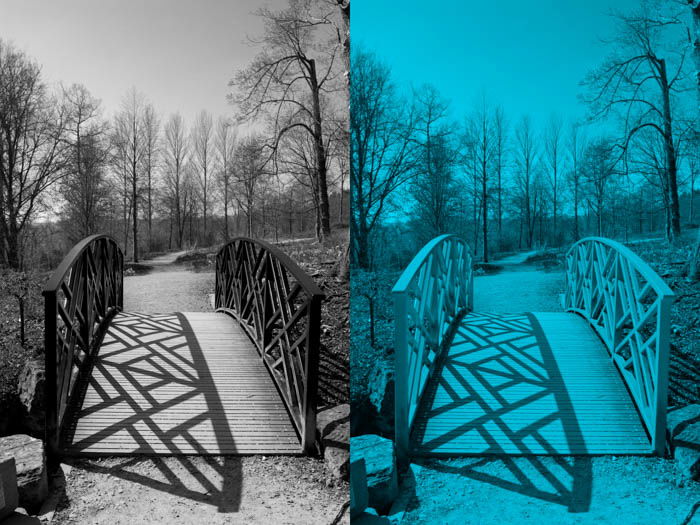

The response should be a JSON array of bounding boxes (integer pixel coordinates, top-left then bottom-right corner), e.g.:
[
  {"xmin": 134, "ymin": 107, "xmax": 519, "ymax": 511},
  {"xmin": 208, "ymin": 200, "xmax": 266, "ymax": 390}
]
[
  {"xmin": 124, "ymin": 269, "xmax": 214, "ymax": 313},
  {"xmin": 400, "ymin": 456, "xmax": 700, "ymax": 524},
  {"xmin": 473, "ymin": 267, "xmax": 565, "ymax": 313}
]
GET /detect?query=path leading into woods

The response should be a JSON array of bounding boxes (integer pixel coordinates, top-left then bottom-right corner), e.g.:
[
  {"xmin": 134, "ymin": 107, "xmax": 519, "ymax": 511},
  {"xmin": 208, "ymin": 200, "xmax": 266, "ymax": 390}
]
[
  {"xmin": 396, "ymin": 253, "xmax": 700, "ymax": 525},
  {"xmin": 53, "ymin": 252, "xmax": 348, "ymax": 525}
]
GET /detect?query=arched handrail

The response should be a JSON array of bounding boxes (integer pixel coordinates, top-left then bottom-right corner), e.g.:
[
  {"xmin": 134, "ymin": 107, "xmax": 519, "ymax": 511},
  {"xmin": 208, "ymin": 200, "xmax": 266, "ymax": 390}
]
[
  {"xmin": 564, "ymin": 237, "xmax": 673, "ymax": 454},
  {"xmin": 392, "ymin": 234, "xmax": 473, "ymax": 460},
  {"xmin": 43, "ymin": 234, "xmax": 123, "ymax": 457},
  {"xmin": 215, "ymin": 237, "xmax": 325, "ymax": 453}
]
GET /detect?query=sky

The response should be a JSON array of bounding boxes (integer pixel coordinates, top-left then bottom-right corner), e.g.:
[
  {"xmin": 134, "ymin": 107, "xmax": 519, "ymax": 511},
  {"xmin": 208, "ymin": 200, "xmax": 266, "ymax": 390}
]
[
  {"xmin": 353, "ymin": 0, "xmax": 644, "ymax": 129},
  {"xmin": 0, "ymin": 0, "xmax": 286, "ymax": 125}
]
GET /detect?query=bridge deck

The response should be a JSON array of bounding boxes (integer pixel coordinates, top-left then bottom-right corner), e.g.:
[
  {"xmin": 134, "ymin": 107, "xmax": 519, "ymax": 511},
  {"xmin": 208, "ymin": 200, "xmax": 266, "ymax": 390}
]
[
  {"xmin": 412, "ymin": 312, "xmax": 651, "ymax": 456},
  {"xmin": 62, "ymin": 312, "xmax": 300, "ymax": 455}
]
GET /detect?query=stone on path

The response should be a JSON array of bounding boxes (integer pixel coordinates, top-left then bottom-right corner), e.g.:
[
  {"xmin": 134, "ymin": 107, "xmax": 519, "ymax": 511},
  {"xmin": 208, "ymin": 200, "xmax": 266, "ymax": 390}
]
[
  {"xmin": 0, "ymin": 435, "xmax": 48, "ymax": 512},
  {"xmin": 350, "ymin": 434, "xmax": 398, "ymax": 512},
  {"xmin": 368, "ymin": 364, "xmax": 394, "ymax": 436},
  {"xmin": 0, "ymin": 458, "xmax": 19, "ymax": 520},
  {"xmin": 668, "ymin": 405, "xmax": 700, "ymax": 483},
  {"xmin": 317, "ymin": 404, "xmax": 350, "ymax": 481},
  {"xmin": 350, "ymin": 458, "xmax": 369, "ymax": 518},
  {"xmin": 17, "ymin": 359, "xmax": 45, "ymax": 439},
  {"xmin": 668, "ymin": 405, "xmax": 700, "ymax": 440}
]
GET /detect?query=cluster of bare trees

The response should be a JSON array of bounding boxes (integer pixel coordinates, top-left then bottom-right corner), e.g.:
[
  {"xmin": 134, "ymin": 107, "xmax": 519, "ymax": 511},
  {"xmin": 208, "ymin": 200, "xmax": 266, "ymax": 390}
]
[
  {"xmin": 228, "ymin": 0, "xmax": 349, "ymax": 243},
  {"xmin": 0, "ymin": 0, "xmax": 350, "ymax": 272},
  {"xmin": 352, "ymin": 0, "xmax": 698, "ymax": 271}
]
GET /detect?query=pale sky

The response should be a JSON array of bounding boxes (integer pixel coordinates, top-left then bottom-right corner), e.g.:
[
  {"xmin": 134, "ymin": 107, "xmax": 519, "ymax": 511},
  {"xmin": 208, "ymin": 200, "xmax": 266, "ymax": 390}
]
[{"xmin": 0, "ymin": 0, "xmax": 286, "ymax": 125}]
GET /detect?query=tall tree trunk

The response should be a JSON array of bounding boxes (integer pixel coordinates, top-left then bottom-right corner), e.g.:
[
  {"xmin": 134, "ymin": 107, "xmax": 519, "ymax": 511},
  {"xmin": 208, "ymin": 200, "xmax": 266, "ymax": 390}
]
[
  {"xmin": 482, "ymin": 163, "xmax": 488, "ymax": 262},
  {"xmin": 689, "ymin": 1, "xmax": 700, "ymax": 279},
  {"xmin": 309, "ymin": 59, "xmax": 331, "ymax": 241},
  {"xmin": 659, "ymin": 59, "xmax": 681, "ymax": 240}
]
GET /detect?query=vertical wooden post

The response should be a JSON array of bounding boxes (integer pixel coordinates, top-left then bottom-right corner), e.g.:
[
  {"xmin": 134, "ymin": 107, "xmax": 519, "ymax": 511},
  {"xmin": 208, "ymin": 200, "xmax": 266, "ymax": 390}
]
[
  {"xmin": 653, "ymin": 294, "xmax": 672, "ymax": 455},
  {"xmin": 43, "ymin": 291, "xmax": 58, "ymax": 467},
  {"xmin": 467, "ymin": 257, "xmax": 474, "ymax": 312},
  {"xmin": 80, "ymin": 257, "xmax": 90, "ymax": 354},
  {"xmin": 262, "ymin": 255, "xmax": 274, "ymax": 351},
  {"xmin": 302, "ymin": 295, "xmax": 322, "ymax": 454},
  {"xmin": 612, "ymin": 256, "xmax": 623, "ymax": 354},
  {"xmin": 394, "ymin": 291, "xmax": 409, "ymax": 465}
]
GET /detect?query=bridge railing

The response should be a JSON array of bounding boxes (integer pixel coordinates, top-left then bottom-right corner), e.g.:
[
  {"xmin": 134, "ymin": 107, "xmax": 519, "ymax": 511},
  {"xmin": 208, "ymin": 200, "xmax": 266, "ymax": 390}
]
[
  {"xmin": 392, "ymin": 234, "xmax": 473, "ymax": 460},
  {"xmin": 215, "ymin": 237, "xmax": 325, "ymax": 454},
  {"xmin": 564, "ymin": 237, "xmax": 673, "ymax": 454},
  {"xmin": 43, "ymin": 234, "xmax": 123, "ymax": 457}
]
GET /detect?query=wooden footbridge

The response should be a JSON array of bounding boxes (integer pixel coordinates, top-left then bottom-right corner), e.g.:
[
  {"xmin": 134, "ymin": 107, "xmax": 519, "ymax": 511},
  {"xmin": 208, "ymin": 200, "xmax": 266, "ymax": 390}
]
[
  {"xmin": 43, "ymin": 235, "xmax": 323, "ymax": 459},
  {"xmin": 393, "ymin": 235, "xmax": 673, "ymax": 461}
]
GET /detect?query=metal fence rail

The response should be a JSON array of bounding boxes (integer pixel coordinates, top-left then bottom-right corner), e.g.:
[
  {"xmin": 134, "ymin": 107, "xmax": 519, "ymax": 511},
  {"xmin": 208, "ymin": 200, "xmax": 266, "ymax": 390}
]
[
  {"xmin": 392, "ymin": 234, "xmax": 473, "ymax": 460},
  {"xmin": 43, "ymin": 234, "xmax": 123, "ymax": 458},
  {"xmin": 564, "ymin": 237, "xmax": 674, "ymax": 454},
  {"xmin": 215, "ymin": 237, "xmax": 325, "ymax": 453}
]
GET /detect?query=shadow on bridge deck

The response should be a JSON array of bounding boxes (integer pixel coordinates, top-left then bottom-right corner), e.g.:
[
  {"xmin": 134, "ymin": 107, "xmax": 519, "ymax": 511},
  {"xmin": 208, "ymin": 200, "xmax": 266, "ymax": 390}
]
[
  {"xmin": 410, "ymin": 311, "xmax": 651, "ymax": 512},
  {"xmin": 60, "ymin": 311, "xmax": 302, "ymax": 512}
]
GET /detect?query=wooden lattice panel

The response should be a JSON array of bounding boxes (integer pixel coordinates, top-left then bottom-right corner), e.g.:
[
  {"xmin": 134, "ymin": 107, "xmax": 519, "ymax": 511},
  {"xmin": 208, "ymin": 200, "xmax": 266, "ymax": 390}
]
[
  {"xmin": 564, "ymin": 238, "xmax": 673, "ymax": 453},
  {"xmin": 392, "ymin": 235, "xmax": 473, "ymax": 458},
  {"xmin": 215, "ymin": 238, "xmax": 324, "ymax": 453},
  {"xmin": 44, "ymin": 235, "xmax": 123, "ymax": 456}
]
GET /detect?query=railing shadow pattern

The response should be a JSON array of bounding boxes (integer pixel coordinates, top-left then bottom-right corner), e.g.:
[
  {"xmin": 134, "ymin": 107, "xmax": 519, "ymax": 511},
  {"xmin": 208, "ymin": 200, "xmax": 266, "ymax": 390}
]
[
  {"xmin": 412, "ymin": 313, "xmax": 592, "ymax": 455},
  {"xmin": 62, "ymin": 312, "xmax": 298, "ymax": 456}
]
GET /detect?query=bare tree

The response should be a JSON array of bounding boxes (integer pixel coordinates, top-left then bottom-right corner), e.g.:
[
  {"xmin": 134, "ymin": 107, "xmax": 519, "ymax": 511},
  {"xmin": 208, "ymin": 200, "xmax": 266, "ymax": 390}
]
[
  {"xmin": 230, "ymin": 0, "xmax": 342, "ymax": 241},
  {"xmin": 113, "ymin": 88, "xmax": 146, "ymax": 261},
  {"xmin": 568, "ymin": 123, "xmax": 587, "ymax": 240},
  {"xmin": 216, "ymin": 117, "xmax": 236, "ymax": 242},
  {"xmin": 514, "ymin": 116, "xmax": 538, "ymax": 248},
  {"xmin": 163, "ymin": 113, "xmax": 188, "ymax": 248},
  {"xmin": 61, "ymin": 84, "xmax": 107, "ymax": 241},
  {"xmin": 585, "ymin": 1, "xmax": 687, "ymax": 240},
  {"xmin": 494, "ymin": 107, "xmax": 508, "ymax": 246},
  {"xmin": 233, "ymin": 135, "xmax": 266, "ymax": 237},
  {"xmin": 689, "ymin": 0, "xmax": 700, "ymax": 279},
  {"xmin": 0, "ymin": 40, "xmax": 69, "ymax": 269},
  {"xmin": 545, "ymin": 114, "xmax": 563, "ymax": 242},
  {"xmin": 350, "ymin": 49, "xmax": 416, "ymax": 268},
  {"xmin": 192, "ymin": 110, "xmax": 213, "ymax": 243},
  {"xmin": 142, "ymin": 103, "xmax": 160, "ymax": 252},
  {"xmin": 411, "ymin": 133, "xmax": 460, "ymax": 244},
  {"xmin": 466, "ymin": 98, "xmax": 496, "ymax": 262},
  {"xmin": 584, "ymin": 138, "xmax": 619, "ymax": 236}
]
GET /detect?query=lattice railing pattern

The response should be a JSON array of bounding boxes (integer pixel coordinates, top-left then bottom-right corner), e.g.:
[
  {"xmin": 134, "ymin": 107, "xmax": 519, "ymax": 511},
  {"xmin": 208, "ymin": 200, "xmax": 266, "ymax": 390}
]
[
  {"xmin": 215, "ymin": 237, "xmax": 324, "ymax": 453},
  {"xmin": 392, "ymin": 234, "xmax": 473, "ymax": 459},
  {"xmin": 565, "ymin": 237, "xmax": 673, "ymax": 454},
  {"xmin": 43, "ymin": 234, "xmax": 123, "ymax": 457}
]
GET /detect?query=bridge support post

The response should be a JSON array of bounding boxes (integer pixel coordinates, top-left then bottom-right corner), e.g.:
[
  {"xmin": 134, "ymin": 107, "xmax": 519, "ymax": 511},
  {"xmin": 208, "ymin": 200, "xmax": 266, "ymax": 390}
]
[
  {"xmin": 394, "ymin": 291, "xmax": 409, "ymax": 465},
  {"xmin": 302, "ymin": 296, "xmax": 322, "ymax": 454},
  {"xmin": 653, "ymin": 294, "xmax": 672, "ymax": 455},
  {"xmin": 43, "ymin": 291, "xmax": 59, "ymax": 468}
]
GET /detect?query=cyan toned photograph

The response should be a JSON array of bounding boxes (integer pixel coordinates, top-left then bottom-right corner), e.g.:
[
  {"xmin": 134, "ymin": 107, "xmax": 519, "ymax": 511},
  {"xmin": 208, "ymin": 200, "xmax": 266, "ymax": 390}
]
[{"xmin": 350, "ymin": 1, "xmax": 700, "ymax": 524}]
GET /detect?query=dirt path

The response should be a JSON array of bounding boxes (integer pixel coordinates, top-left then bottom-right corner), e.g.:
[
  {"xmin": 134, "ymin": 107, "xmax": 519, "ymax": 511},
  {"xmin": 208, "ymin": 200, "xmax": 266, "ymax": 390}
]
[
  {"xmin": 398, "ymin": 259, "xmax": 700, "ymax": 524},
  {"xmin": 53, "ymin": 259, "xmax": 348, "ymax": 525},
  {"xmin": 141, "ymin": 250, "xmax": 188, "ymax": 266}
]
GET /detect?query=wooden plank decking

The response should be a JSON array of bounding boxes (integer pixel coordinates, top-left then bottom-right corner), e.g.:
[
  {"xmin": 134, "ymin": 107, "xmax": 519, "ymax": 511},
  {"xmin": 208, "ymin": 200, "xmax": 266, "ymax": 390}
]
[
  {"xmin": 62, "ymin": 312, "xmax": 300, "ymax": 455},
  {"xmin": 412, "ymin": 312, "xmax": 651, "ymax": 455}
]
